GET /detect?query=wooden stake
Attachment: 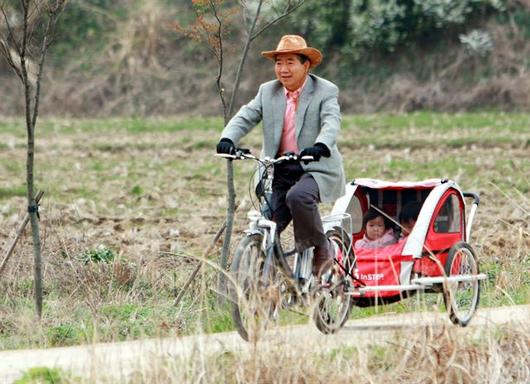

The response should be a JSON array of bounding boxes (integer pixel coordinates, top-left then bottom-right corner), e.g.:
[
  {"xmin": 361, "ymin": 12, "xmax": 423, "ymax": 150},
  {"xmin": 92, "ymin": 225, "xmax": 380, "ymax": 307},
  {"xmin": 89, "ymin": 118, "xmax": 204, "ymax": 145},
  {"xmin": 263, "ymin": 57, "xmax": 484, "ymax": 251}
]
[
  {"xmin": 174, "ymin": 202, "xmax": 239, "ymax": 307},
  {"xmin": 174, "ymin": 221, "xmax": 227, "ymax": 308},
  {"xmin": 0, "ymin": 190, "xmax": 44, "ymax": 278}
]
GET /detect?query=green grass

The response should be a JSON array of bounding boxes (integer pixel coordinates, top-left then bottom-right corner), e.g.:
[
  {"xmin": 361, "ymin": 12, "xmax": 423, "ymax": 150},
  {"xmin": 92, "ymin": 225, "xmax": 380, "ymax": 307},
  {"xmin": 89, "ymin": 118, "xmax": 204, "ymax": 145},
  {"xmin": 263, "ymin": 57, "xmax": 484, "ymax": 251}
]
[
  {"xmin": 204, "ymin": 306, "xmax": 234, "ymax": 334},
  {"xmin": 0, "ymin": 185, "xmax": 26, "ymax": 199},
  {"xmin": 100, "ymin": 303, "xmax": 155, "ymax": 338},
  {"xmin": 1, "ymin": 112, "xmax": 527, "ymax": 137},
  {"xmin": 0, "ymin": 117, "xmax": 224, "ymax": 135},
  {"xmin": 2, "ymin": 160, "xmax": 25, "ymax": 175},
  {"xmin": 344, "ymin": 112, "xmax": 530, "ymax": 132},
  {"xmin": 14, "ymin": 367, "xmax": 77, "ymax": 384},
  {"xmin": 47, "ymin": 323, "xmax": 82, "ymax": 347}
]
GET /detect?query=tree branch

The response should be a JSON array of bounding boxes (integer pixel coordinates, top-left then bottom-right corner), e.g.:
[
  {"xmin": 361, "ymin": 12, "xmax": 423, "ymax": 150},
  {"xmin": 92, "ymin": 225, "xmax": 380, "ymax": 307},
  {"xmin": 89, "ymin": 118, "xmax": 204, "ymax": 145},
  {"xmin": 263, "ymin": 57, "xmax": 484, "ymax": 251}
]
[
  {"xmin": 76, "ymin": 0, "xmax": 120, "ymax": 24},
  {"xmin": 251, "ymin": 0, "xmax": 306, "ymax": 41},
  {"xmin": 191, "ymin": 6, "xmax": 217, "ymax": 59},
  {"xmin": 19, "ymin": 0, "xmax": 33, "ymax": 144},
  {"xmin": 208, "ymin": 0, "xmax": 228, "ymax": 123},
  {"xmin": 26, "ymin": 1, "xmax": 43, "ymax": 48},
  {"xmin": 32, "ymin": 1, "xmax": 65, "ymax": 128},
  {"xmin": 1, "ymin": 5, "xmax": 21, "ymax": 53},
  {"xmin": 0, "ymin": 6, "xmax": 25, "ymax": 81},
  {"xmin": 227, "ymin": 0, "xmax": 263, "ymax": 117},
  {"xmin": 228, "ymin": 0, "xmax": 305, "ymax": 115},
  {"xmin": 31, "ymin": 13, "xmax": 50, "ymax": 128}
]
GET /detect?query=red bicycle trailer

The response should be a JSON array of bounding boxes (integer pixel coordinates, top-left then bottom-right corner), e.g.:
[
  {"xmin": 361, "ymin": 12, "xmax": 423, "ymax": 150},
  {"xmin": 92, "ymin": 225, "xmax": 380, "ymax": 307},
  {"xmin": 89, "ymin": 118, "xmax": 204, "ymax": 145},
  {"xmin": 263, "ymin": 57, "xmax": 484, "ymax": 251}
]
[{"xmin": 324, "ymin": 178, "xmax": 487, "ymax": 326}]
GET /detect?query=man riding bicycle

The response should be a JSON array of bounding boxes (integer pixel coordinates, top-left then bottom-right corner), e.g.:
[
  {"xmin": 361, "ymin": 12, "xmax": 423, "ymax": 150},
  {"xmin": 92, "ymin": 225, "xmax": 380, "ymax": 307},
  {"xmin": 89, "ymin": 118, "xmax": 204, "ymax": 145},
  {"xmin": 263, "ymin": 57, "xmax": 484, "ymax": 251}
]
[{"xmin": 216, "ymin": 35, "xmax": 346, "ymax": 278}]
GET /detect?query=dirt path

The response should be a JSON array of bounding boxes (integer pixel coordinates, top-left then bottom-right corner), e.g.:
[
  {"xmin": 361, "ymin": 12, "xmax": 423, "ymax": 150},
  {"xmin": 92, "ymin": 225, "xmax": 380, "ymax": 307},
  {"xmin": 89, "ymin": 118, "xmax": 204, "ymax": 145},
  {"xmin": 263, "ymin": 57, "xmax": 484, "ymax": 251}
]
[{"xmin": 1, "ymin": 304, "xmax": 528, "ymax": 383}]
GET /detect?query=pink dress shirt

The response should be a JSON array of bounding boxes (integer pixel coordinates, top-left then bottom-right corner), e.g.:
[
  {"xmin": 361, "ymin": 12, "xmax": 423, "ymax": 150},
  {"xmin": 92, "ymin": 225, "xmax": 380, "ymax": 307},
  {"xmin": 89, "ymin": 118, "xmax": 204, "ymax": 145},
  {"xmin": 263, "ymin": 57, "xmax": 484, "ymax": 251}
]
[{"xmin": 278, "ymin": 80, "xmax": 307, "ymax": 155}]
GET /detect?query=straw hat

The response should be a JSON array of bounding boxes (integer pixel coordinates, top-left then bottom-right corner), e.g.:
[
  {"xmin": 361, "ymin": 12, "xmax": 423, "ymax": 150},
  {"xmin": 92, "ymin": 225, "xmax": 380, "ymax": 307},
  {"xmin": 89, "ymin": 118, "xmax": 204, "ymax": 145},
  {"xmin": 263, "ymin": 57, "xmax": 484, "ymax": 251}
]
[{"xmin": 261, "ymin": 35, "xmax": 322, "ymax": 68}]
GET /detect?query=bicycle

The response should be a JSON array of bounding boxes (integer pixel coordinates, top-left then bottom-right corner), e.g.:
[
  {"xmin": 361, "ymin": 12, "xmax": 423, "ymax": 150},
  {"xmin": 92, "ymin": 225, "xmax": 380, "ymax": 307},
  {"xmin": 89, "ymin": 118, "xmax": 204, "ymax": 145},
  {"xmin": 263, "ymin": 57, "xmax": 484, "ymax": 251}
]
[{"xmin": 217, "ymin": 149, "xmax": 356, "ymax": 341}]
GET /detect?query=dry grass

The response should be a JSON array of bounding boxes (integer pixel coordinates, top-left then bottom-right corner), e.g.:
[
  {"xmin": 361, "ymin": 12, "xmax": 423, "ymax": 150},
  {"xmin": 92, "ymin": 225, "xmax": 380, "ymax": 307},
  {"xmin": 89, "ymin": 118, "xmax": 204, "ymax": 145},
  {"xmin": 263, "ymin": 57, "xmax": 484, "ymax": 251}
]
[{"xmin": 119, "ymin": 322, "xmax": 530, "ymax": 383}]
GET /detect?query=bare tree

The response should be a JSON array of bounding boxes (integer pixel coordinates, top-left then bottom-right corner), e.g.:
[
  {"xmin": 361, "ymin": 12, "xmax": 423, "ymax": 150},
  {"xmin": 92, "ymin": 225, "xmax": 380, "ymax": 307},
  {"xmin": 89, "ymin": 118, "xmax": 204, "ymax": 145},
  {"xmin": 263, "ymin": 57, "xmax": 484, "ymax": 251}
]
[
  {"xmin": 0, "ymin": 0, "xmax": 67, "ymax": 318},
  {"xmin": 176, "ymin": 0, "xmax": 305, "ymax": 300}
]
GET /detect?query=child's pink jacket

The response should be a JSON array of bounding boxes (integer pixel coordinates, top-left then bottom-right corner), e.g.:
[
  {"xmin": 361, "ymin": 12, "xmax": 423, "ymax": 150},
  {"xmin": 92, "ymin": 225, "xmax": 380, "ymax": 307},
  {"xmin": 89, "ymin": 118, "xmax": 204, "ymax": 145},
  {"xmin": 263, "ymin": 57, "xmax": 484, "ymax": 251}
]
[{"xmin": 354, "ymin": 229, "xmax": 396, "ymax": 249}]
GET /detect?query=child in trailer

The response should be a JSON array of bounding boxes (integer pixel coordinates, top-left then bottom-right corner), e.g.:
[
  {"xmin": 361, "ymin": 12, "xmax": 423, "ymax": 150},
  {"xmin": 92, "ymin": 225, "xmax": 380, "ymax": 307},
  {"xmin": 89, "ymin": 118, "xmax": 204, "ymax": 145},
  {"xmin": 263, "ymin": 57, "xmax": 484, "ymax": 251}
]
[
  {"xmin": 354, "ymin": 207, "xmax": 397, "ymax": 249},
  {"xmin": 399, "ymin": 201, "xmax": 422, "ymax": 237}
]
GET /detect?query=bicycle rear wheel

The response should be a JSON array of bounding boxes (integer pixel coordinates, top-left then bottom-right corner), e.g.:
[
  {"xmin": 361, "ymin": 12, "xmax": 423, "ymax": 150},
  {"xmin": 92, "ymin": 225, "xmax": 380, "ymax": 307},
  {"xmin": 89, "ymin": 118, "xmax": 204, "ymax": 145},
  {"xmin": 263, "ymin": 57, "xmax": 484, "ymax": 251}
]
[
  {"xmin": 313, "ymin": 228, "xmax": 354, "ymax": 334},
  {"xmin": 230, "ymin": 233, "xmax": 280, "ymax": 341}
]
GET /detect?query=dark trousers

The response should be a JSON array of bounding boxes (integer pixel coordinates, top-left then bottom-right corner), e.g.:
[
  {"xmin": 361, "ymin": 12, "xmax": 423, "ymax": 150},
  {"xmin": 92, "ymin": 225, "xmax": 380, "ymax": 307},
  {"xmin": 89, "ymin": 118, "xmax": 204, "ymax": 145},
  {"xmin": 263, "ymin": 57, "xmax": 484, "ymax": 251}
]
[{"xmin": 271, "ymin": 162, "xmax": 328, "ymax": 252}]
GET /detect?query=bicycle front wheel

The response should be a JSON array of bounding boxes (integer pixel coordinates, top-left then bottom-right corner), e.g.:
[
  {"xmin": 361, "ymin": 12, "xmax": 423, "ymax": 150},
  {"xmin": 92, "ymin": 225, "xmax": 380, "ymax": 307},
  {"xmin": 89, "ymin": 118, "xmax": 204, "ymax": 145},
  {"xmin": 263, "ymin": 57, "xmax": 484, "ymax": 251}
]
[{"xmin": 230, "ymin": 233, "xmax": 280, "ymax": 341}]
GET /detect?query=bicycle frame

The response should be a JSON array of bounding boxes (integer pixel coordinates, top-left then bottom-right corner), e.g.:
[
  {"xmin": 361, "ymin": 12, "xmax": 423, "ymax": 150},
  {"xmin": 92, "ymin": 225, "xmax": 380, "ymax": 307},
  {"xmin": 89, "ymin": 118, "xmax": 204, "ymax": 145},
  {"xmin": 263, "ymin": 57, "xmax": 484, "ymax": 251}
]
[
  {"xmin": 245, "ymin": 212, "xmax": 278, "ymax": 286},
  {"xmin": 245, "ymin": 210, "xmax": 319, "ymax": 297},
  {"xmin": 218, "ymin": 151, "xmax": 315, "ymax": 291}
]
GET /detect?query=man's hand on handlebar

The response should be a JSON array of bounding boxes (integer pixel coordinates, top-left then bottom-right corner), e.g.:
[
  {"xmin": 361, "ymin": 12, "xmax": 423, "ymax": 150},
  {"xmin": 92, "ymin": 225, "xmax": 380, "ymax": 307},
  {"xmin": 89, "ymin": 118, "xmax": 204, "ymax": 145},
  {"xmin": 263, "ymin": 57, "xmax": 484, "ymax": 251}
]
[
  {"xmin": 299, "ymin": 143, "xmax": 330, "ymax": 164},
  {"xmin": 216, "ymin": 138, "xmax": 236, "ymax": 155},
  {"xmin": 277, "ymin": 152, "xmax": 314, "ymax": 163}
]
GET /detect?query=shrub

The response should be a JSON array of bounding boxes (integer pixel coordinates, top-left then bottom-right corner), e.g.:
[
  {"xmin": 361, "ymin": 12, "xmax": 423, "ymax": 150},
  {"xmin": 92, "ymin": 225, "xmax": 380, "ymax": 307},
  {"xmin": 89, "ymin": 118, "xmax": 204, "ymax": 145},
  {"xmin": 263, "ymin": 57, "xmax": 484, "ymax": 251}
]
[
  {"xmin": 292, "ymin": 0, "xmax": 505, "ymax": 57},
  {"xmin": 14, "ymin": 367, "xmax": 73, "ymax": 384},
  {"xmin": 79, "ymin": 246, "xmax": 116, "ymax": 264}
]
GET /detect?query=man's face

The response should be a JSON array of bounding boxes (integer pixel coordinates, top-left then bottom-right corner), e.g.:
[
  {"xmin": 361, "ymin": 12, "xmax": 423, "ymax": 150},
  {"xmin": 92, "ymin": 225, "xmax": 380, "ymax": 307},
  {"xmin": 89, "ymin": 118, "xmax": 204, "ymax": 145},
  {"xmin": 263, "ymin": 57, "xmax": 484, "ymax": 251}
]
[{"xmin": 274, "ymin": 53, "xmax": 310, "ymax": 91}]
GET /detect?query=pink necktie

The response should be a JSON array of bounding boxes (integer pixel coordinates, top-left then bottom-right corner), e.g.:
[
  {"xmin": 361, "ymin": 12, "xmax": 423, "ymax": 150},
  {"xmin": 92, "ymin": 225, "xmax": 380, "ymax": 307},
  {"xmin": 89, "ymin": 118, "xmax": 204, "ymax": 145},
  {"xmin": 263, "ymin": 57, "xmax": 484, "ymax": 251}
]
[{"xmin": 279, "ymin": 90, "xmax": 300, "ymax": 155}]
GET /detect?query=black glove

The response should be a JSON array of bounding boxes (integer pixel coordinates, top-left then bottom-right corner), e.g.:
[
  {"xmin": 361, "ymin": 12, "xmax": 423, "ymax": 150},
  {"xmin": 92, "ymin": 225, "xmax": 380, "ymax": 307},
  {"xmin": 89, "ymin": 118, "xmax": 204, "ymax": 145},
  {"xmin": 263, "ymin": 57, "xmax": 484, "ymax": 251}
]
[
  {"xmin": 216, "ymin": 138, "xmax": 236, "ymax": 155},
  {"xmin": 299, "ymin": 143, "xmax": 330, "ymax": 163}
]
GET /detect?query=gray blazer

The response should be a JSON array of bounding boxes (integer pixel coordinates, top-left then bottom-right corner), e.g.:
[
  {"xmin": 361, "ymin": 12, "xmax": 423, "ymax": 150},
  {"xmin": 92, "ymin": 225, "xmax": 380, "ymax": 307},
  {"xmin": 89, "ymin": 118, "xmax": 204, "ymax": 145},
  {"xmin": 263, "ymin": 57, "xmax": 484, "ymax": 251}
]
[{"xmin": 220, "ymin": 74, "xmax": 345, "ymax": 203}]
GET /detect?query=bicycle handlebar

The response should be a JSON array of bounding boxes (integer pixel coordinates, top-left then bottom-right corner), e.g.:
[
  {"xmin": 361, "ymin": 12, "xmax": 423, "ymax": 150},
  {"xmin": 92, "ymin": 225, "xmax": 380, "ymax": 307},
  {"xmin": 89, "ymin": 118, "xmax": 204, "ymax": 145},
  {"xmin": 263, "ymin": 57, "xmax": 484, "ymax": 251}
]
[{"xmin": 216, "ymin": 150, "xmax": 314, "ymax": 164}]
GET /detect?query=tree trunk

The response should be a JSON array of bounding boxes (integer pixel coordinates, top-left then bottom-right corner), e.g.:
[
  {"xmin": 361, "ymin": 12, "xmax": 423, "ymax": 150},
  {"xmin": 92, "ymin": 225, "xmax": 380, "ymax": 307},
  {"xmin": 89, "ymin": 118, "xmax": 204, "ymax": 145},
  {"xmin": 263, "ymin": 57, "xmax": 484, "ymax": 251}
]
[
  {"xmin": 26, "ymin": 106, "xmax": 43, "ymax": 318},
  {"xmin": 29, "ymin": 208, "xmax": 43, "ymax": 317},
  {"xmin": 218, "ymin": 160, "xmax": 235, "ymax": 301}
]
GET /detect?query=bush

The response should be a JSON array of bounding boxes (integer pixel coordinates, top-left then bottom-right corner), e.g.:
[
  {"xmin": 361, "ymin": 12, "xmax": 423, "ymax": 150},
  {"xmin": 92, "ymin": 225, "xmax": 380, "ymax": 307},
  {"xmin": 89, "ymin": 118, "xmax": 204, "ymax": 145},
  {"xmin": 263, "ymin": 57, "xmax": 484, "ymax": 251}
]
[
  {"xmin": 79, "ymin": 246, "xmax": 116, "ymax": 264},
  {"xmin": 50, "ymin": 0, "xmax": 130, "ymax": 63},
  {"xmin": 293, "ymin": 0, "xmax": 505, "ymax": 57},
  {"xmin": 46, "ymin": 324, "xmax": 80, "ymax": 346},
  {"xmin": 14, "ymin": 367, "xmax": 73, "ymax": 384}
]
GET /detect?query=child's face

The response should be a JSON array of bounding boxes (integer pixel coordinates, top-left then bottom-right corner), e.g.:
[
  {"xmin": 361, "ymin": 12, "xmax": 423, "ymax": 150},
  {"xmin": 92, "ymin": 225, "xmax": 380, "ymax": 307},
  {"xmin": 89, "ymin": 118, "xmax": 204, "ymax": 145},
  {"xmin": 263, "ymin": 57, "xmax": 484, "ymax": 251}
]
[
  {"xmin": 365, "ymin": 216, "xmax": 386, "ymax": 240},
  {"xmin": 402, "ymin": 219, "xmax": 416, "ymax": 235}
]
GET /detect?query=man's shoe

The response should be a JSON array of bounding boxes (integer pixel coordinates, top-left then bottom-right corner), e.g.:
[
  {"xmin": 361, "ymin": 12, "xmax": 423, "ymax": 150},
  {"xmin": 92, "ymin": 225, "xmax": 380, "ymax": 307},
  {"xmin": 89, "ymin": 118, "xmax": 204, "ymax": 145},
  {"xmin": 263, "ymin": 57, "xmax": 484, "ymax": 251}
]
[{"xmin": 312, "ymin": 240, "xmax": 334, "ymax": 278}]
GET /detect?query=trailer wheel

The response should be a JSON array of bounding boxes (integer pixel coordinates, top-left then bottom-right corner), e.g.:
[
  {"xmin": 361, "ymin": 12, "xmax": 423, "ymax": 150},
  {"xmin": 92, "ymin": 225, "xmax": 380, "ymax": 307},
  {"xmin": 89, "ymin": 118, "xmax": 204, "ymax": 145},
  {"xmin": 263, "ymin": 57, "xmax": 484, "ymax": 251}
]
[{"xmin": 443, "ymin": 241, "xmax": 480, "ymax": 326}]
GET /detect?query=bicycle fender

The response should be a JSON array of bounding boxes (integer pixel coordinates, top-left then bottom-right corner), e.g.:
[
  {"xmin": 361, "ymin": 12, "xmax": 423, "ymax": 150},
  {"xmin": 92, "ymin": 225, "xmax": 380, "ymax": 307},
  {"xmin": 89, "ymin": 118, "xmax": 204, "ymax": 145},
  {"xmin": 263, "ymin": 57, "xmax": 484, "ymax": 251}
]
[{"xmin": 243, "ymin": 228, "xmax": 263, "ymax": 237}]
